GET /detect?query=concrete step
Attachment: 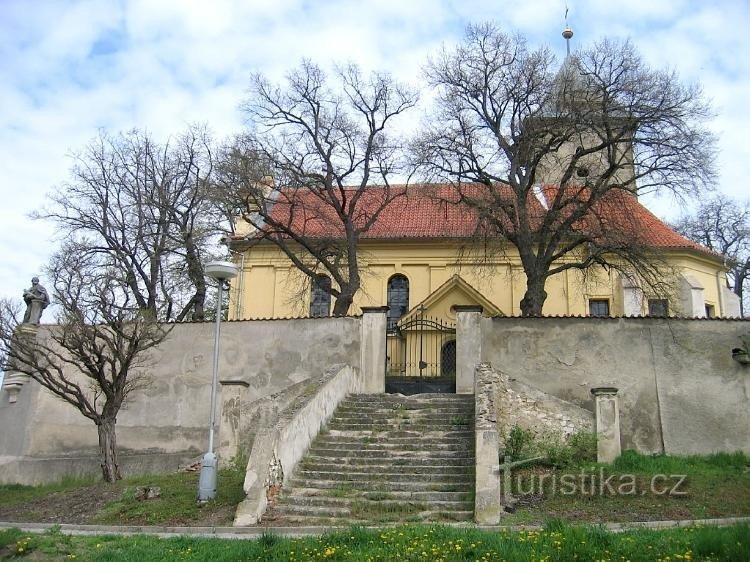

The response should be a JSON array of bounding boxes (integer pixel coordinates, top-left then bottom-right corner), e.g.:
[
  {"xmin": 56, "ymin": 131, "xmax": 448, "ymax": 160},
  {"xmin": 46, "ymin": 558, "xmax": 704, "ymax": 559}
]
[
  {"xmin": 267, "ymin": 508, "xmax": 474, "ymax": 523},
  {"xmin": 286, "ymin": 478, "xmax": 473, "ymax": 492},
  {"xmin": 309, "ymin": 446, "xmax": 473, "ymax": 457},
  {"xmin": 306, "ymin": 449, "xmax": 473, "ymax": 461},
  {"xmin": 334, "ymin": 405, "xmax": 475, "ymax": 414},
  {"xmin": 276, "ymin": 499, "xmax": 472, "ymax": 515},
  {"xmin": 277, "ymin": 495, "xmax": 471, "ymax": 510},
  {"xmin": 275, "ymin": 504, "xmax": 352, "ymax": 517},
  {"xmin": 329, "ymin": 410, "xmax": 474, "ymax": 425},
  {"xmin": 298, "ymin": 463, "xmax": 474, "ymax": 475},
  {"xmin": 328, "ymin": 419, "xmax": 475, "ymax": 427},
  {"xmin": 261, "ymin": 514, "xmax": 367, "ymax": 526},
  {"xmin": 323, "ymin": 429, "xmax": 474, "ymax": 438},
  {"xmin": 286, "ymin": 488, "xmax": 473, "ymax": 502},
  {"xmin": 344, "ymin": 401, "xmax": 474, "ymax": 409},
  {"xmin": 262, "ymin": 510, "xmax": 474, "ymax": 526},
  {"xmin": 303, "ymin": 454, "xmax": 474, "ymax": 466},
  {"xmin": 348, "ymin": 393, "xmax": 474, "ymax": 401},
  {"xmin": 294, "ymin": 469, "xmax": 473, "ymax": 483},
  {"xmin": 311, "ymin": 438, "xmax": 474, "ymax": 449},
  {"xmin": 344, "ymin": 401, "xmax": 474, "ymax": 410},
  {"xmin": 328, "ymin": 421, "xmax": 474, "ymax": 433}
]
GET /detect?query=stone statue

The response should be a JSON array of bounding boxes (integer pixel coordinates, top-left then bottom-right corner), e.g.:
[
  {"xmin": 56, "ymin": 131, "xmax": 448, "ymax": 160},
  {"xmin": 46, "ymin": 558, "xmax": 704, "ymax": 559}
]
[{"xmin": 22, "ymin": 277, "xmax": 50, "ymax": 325}]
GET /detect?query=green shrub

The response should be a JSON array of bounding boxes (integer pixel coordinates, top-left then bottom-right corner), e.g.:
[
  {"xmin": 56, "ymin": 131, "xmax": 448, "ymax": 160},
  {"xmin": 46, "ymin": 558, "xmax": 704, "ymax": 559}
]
[
  {"xmin": 505, "ymin": 425, "xmax": 534, "ymax": 461},
  {"xmin": 569, "ymin": 431, "xmax": 597, "ymax": 463},
  {"xmin": 504, "ymin": 427, "xmax": 597, "ymax": 467},
  {"xmin": 540, "ymin": 438, "xmax": 575, "ymax": 468}
]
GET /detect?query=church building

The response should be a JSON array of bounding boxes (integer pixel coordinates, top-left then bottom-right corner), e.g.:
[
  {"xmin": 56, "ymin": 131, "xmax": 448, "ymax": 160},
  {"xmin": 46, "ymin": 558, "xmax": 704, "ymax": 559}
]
[
  {"xmin": 227, "ymin": 184, "xmax": 733, "ymax": 323},
  {"xmin": 226, "ymin": 30, "xmax": 737, "ymax": 330}
]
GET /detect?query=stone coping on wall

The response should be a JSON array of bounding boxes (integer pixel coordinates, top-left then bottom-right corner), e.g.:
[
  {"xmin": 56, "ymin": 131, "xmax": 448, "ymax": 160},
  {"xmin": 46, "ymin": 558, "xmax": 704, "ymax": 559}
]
[
  {"xmin": 486, "ymin": 315, "xmax": 750, "ymax": 321},
  {"xmin": 24, "ymin": 315, "xmax": 366, "ymax": 327},
  {"xmin": 174, "ymin": 315, "xmax": 365, "ymax": 323}
]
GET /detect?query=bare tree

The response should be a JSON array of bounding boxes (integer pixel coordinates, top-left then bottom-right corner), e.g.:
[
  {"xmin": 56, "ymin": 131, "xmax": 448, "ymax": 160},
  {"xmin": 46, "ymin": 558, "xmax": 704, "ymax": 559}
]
[
  {"xmin": 0, "ymin": 245, "xmax": 169, "ymax": 481},
  {"xmin": 218, "ymin": 62, "xmax": 418, "ymax": 315},
  {"xmin": 673, "ymin": 195, "xmax": 749, "ymax": 315},
  {"xmin": 415, "ymin": 24, "xmax": 714, "ymax": 315},
  {"xmin": 36, "ymin": 125, "xmax": 221, "ymax": 322}
]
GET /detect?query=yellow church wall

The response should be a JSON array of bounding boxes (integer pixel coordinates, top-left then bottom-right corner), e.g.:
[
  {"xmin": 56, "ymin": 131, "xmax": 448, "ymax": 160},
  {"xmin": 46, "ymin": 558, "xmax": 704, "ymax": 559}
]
[
  {"xmin": 565, "ymin": 267, "xmax": 623, "ymax": 317},
  {"xmin": 240, "ymin": 265, "xmax": 275, "ymax": 318},
  {"xmin": 229, "ymin": 240, "xmax": 727, "ymax": 320},
  {"xmin": 661, "ymin": 254, "xmax": 725, "ymax": 316}
]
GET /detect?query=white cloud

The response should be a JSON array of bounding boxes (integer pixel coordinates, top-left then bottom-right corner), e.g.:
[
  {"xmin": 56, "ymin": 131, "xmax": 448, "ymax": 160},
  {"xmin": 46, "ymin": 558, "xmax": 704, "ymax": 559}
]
[{"xmin": 0, "ymin": 0, "xmax": 748, "ymax": 302}]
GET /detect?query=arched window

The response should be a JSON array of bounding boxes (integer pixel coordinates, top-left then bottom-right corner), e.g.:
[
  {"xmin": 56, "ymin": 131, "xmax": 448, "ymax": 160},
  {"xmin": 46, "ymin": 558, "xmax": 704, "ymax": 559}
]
[
  {"xmin": 387, "ymin": 274, "xmax": 409, "ymax": 330},
  {"xmin": 310, "ymin": 275, "xmax": 331, "ymax": 317}
]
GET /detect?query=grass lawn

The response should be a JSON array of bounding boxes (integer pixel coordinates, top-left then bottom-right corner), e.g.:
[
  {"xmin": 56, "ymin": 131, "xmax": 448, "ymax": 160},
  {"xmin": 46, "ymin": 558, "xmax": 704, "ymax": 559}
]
[
  {"xmin": 502, "ymin": 450, "xmax": 750, "ymax": 525},
  {"xmin": 0, "ymin": 464, "xmax": 246, "ymax": 527},
  {"xmin": 0, "ymin": 451, "xmax": 746, "ymax": 528},
  {"xmin": 1, "ymin": 522, "xmax": 749, "ymax": 561}
]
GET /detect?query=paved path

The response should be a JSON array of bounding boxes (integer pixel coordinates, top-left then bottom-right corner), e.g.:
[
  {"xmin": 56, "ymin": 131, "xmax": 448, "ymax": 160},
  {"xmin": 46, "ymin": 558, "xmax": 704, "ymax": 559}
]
[{"xmin": 1, "ymin": 516, "xmax": 749, "ymax": 539}]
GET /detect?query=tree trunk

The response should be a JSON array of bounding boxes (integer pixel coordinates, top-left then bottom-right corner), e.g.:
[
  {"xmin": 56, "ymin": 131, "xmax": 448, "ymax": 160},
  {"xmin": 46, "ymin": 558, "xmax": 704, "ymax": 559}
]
[
  {"xmin": 97, "ymin": 419, "xmax": 121, "ymax": 482},
  {"xmin": 183, "ymin": 232, "xmax": 207, "ymax": 321},
  {"xmin": 733, "ymin": 267, "xmax": 746, "ymax": 316},
  {"xmin": 519, "ymin": 275, "xmax": 548, "ymax": 317},
  {"xmin": 332, "ymin": 290, "xmax": 354, "ymax": 316}
]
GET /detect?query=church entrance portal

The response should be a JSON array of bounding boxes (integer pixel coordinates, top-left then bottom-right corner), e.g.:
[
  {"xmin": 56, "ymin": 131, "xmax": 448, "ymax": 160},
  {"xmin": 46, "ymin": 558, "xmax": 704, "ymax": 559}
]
[{"xmin": 385, "ymin": 307, "xmax": 456, "ymax": 395}]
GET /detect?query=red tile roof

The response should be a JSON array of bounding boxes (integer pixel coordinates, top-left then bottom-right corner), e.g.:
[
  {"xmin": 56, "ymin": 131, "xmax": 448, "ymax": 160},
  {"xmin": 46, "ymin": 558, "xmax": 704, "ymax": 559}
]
[
  {"xmin": 238, "ymin": 183, "xmax": 715, "ymax": 258},
  {"xmin": 540, "ymin": 185, "xmax": 712, "ymax": 253}
]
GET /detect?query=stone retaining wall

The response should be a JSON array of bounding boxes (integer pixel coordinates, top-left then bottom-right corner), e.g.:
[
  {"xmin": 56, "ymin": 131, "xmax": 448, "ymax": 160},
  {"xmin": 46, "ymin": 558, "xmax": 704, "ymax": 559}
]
[
  {"xmin": 0, "ymin": 317, "xmax": 362, "ymax": 484},
  {"xmin": 480, "ymin": 317, "xmax": 750, "ymax": 455},
  {"xmin": 491, "ymin": 365, "xmax": 594, "ymax": 442}
]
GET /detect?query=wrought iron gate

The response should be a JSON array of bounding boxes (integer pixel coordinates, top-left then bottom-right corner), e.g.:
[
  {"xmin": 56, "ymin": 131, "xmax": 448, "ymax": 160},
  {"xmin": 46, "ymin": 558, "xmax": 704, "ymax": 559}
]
[{"xmin": 385, "ymin": 306, "xmax": 456, "ymax": 395}]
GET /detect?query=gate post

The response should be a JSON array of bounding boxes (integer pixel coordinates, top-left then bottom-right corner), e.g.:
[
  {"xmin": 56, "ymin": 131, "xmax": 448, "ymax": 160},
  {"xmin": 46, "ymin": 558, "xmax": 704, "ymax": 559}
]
[
  {"xmin": 360, "ymin": 307, "xmax": 388, "ymax": 393},
  {"xmin": 590, "ymin": 387, "xmax": 622, "ymax": 463},
  {"xmin": 454, "ymin": 305, "xmax": 483, "ymax": 395}
]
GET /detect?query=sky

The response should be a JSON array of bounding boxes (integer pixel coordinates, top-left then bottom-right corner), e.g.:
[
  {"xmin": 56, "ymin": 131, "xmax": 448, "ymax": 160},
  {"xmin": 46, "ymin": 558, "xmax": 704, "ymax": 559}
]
[{"xmin": 1, "ymin": 0, "xmax": 749, "ymax": 310}]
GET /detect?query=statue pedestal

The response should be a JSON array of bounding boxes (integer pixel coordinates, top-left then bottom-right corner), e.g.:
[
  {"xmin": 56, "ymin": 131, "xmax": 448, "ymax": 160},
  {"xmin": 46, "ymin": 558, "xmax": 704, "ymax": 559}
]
[{"xmin": 4, "ymin": 324, "xmax": 40, "ymax": 403}]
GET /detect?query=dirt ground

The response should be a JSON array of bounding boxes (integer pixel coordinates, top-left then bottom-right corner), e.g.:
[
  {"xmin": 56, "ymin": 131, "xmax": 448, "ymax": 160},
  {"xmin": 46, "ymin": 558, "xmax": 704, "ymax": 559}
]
[
  {"xmin": 0, "ymin": 482, "xmax": 237, "ymax": 527},
  {"xmin": 0, "ymin": 483, "xmax": 123, "ymax": 525}
]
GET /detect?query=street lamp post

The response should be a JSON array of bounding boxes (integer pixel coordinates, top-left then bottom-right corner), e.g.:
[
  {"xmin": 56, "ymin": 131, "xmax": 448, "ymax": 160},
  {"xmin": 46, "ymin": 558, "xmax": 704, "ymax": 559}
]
[{"xmin": 197, "ymin": 260, "xmax": 239, "ymax": 504}]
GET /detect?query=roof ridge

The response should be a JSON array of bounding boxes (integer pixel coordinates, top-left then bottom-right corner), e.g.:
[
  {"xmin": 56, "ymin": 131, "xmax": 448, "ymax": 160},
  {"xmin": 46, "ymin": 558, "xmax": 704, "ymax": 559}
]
[{"xmin": 232, "ymin": 182, "xmax": 720, "ymax": 261}]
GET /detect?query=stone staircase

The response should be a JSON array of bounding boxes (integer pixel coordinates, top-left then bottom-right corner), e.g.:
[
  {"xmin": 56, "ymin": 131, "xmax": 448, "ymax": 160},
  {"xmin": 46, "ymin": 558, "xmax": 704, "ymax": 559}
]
[{"xmin": 262, "ymin": 393, "xmax": 475, "ymax": 526}]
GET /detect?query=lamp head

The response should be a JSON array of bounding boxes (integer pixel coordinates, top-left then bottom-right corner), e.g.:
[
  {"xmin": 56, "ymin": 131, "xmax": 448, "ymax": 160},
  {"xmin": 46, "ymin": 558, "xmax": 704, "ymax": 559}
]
[{"xmin": 204, "ymin": 261, "xmax": 239, "ymax": 281}]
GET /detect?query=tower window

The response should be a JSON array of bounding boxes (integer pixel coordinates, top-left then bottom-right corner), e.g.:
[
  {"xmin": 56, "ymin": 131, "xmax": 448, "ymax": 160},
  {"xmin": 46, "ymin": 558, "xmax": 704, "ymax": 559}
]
[
  {"xmin": 387, "ymin": 274, "xmax": 409, "ymax": 331},
  {"xmin": 310, "ymin": 275, "xmax": 331, "ymax": 317}
]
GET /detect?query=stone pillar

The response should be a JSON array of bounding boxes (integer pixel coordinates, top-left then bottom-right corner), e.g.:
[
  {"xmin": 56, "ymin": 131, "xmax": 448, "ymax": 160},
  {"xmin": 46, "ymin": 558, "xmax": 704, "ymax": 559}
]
[
  {"xmin": 680, "ymin": 274, "xmax": 706, "ymax": 317},
  {"xmin": 360, "ymin": 307, "xmax": 387, "ymax": 394},
  {"xmin": 591, "ymin": 387, "xmax": 622, "ymax": 463},
  {"xmin": 218, "ymin": 380, "xmax": 249, "ymax": 463},
  {"xmin": 620, "ymin": 274, "xmax": 643, "ymax": 316},
  {"xmin": 474, "ymin": 363, "xmax": 502, "ymax": 525},
  {"xmin": 455, "ymin": 306, "xmax": 483, "ymax": 395}
]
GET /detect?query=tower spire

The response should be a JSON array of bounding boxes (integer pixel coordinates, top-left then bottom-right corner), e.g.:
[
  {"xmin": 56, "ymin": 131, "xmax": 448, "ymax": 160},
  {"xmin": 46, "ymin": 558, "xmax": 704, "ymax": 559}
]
[{"xmin": 562, "ymin": 3, "xmax": 573, "ymax": 56}]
